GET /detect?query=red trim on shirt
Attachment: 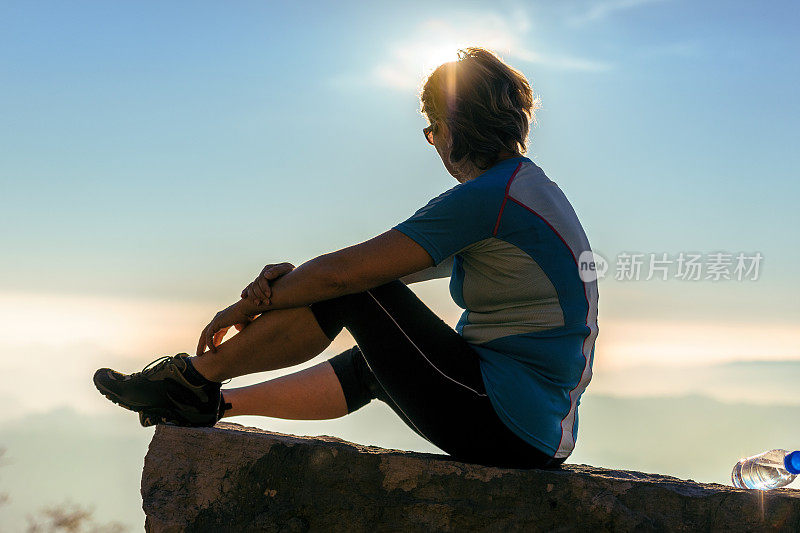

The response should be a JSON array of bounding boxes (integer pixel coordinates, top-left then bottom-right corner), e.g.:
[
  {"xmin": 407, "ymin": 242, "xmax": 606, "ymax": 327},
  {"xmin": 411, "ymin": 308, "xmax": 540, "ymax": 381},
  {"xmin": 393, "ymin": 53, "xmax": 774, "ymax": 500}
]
[{"xmin": 492, "ymin": 162, "xmax": 524, "ymax": 236}]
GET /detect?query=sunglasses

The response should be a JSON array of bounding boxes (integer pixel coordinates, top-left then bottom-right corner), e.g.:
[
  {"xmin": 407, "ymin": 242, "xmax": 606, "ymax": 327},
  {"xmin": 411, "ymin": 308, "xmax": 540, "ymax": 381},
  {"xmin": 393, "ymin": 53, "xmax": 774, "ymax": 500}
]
[{"xmin": 422, "ymin": 124, "xmax": 435, "ymax": 146}]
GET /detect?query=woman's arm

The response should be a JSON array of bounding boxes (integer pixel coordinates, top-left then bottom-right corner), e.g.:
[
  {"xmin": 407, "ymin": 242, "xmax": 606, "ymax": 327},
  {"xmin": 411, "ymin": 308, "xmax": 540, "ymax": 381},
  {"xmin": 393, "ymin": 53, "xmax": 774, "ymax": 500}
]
[{"xmin": 237, "ymin": 229, "xmax": 435, "ymax": 316}]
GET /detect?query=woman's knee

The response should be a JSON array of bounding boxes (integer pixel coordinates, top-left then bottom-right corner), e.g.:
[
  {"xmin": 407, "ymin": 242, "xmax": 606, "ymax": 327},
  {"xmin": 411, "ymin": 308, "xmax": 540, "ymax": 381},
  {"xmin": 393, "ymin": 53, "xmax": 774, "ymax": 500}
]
[
  {"xmin": 327, "ymin": 346, "xmax": 383, "ymax": 413},
  {"xmin": 309, "ymin": 280, "xmax": 411, "ymax": 341}
]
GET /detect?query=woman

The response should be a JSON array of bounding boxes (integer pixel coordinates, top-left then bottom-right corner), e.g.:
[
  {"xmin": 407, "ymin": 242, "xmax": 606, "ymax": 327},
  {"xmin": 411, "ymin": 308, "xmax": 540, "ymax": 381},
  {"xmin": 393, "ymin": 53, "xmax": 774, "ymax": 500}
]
[{"xmin": 93, "ymin": 47, "xmax": 598, "ymax": 470}]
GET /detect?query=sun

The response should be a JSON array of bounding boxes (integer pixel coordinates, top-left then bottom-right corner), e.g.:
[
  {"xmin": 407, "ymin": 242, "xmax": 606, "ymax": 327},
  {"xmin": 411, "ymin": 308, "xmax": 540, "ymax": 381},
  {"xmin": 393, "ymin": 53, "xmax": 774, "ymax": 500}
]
[
  {"xmin": 372, "ymin": 14, "xmax": 522, "ymax": 90},
  {"xmin": 375, "ymin": 40, "xmax": 480, "ymax": 90},
  {"xmin": 418, "ymin": 43, "xmax": 464, "ymax": 74}
]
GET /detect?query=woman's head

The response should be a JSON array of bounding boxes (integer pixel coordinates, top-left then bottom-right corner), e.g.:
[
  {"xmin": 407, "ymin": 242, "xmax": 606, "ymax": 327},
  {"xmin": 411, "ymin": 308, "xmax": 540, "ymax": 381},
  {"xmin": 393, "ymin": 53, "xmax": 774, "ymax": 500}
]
[{"xmin": 420, "ymin": 47, "xmax": 540, "ymax": 178}]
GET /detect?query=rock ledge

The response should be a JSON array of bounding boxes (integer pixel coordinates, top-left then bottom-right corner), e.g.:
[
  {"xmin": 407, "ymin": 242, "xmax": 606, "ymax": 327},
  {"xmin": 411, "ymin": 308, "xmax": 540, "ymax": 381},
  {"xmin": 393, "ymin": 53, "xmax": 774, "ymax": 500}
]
[{"xmin": 141, "ymin": 421, "xmax": 800, "ymax": 532}]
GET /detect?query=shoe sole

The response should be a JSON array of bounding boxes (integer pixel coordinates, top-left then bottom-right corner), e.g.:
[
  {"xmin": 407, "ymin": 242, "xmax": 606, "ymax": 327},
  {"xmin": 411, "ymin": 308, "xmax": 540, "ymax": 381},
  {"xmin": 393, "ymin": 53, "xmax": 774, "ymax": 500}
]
[
  {"xmin": 138, "ymin": 406, "xmax": 217, "ymax": 428},
  {"xmin": 139, "ymin": 408, "xmax": 190, "ymax": 428}
]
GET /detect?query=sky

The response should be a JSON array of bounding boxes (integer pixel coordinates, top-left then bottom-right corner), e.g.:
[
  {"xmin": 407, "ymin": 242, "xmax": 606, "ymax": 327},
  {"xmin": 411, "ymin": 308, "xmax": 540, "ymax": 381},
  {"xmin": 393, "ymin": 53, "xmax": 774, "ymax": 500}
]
[
  {"xmin": 0, "ymin": 0, "xmax": 799, "ymax": 528},
  {"xmin": 2, "ymin": 0, "xmax": 798, "ymax": 371}
]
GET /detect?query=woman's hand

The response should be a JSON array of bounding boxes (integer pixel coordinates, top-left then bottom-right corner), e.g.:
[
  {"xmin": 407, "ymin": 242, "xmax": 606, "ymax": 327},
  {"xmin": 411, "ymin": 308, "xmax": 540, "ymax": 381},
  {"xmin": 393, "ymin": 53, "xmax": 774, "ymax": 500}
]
[
  {"xmin": 196, "ymin": 301, "xmax": 256, "ymax": 355},
  {"xmin": 241, "ymin": 262, "xmax": 296, "ymax": 306}
]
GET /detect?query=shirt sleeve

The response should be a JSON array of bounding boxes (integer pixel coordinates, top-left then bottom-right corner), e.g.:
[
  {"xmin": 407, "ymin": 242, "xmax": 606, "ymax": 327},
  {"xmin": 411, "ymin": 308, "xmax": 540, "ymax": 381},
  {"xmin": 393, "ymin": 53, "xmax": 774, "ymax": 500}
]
[
  {"xmin": 398, "ymin": 254, "xmax": 455, "ymax": 284},
  {"xmin": 391, "ymin": 181, "xmax": 501, "ymax": 266}
]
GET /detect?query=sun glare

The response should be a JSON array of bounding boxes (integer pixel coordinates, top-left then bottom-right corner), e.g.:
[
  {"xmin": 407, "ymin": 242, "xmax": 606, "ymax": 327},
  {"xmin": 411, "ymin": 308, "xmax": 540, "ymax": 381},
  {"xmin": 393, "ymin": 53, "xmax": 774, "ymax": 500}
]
[
  {"xmin": 419, "ymin": 43, "xmax": 462, "ymax": 73},
  {"xmin": 373, "ymin": 15, "xmax": 521, "ymax": 89}
]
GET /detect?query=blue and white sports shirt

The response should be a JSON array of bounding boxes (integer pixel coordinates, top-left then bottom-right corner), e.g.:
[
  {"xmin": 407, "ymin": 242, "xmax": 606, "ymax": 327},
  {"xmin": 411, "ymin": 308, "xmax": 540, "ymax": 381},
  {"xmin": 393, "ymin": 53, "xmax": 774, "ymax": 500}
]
[{"xmin": 392, "ymin": 156, "xmax": 599, "ymax": 459}]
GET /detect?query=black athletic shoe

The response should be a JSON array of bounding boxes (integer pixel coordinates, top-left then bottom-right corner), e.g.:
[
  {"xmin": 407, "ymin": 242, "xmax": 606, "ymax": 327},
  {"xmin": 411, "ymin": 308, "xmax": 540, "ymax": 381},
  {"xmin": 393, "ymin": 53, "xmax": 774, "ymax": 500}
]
[{"xmin": 93, "ymin": 353, "xmax": 227, "ymax": 428}]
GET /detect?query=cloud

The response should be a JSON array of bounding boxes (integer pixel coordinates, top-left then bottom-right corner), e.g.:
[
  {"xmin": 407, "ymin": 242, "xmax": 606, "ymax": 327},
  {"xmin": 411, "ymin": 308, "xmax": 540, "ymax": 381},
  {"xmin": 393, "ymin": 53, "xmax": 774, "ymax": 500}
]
[
  {"xmin": 330, "ymin": 10, "xmax": 610, "ymax": 92},
  {"xmin": 566, "ymin": 0, "xmax": 672, "ymax": 27}
]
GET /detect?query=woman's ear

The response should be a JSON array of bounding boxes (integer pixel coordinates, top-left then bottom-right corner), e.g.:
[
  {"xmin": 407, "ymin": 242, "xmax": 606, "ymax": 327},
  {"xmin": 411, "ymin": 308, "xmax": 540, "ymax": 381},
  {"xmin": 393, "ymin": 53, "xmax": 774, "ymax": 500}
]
[{"xmin": 434, "ymin": 121, "xmax": 453, "ymax": 152}]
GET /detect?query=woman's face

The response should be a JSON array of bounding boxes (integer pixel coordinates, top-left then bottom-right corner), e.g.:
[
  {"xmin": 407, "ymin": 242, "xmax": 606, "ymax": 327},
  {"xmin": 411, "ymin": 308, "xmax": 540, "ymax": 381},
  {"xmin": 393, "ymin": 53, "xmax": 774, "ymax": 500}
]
[{"xmin": 427, "ymin": 120, "xmax": 463, "ymax": 182}]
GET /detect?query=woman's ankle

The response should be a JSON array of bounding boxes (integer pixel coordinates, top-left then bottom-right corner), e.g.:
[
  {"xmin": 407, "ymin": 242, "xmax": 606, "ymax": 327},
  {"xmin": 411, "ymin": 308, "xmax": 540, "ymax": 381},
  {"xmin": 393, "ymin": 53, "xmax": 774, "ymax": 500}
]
[{"xmin": 188, "ymin": 355, "xmax": 226, "ymax": 383}]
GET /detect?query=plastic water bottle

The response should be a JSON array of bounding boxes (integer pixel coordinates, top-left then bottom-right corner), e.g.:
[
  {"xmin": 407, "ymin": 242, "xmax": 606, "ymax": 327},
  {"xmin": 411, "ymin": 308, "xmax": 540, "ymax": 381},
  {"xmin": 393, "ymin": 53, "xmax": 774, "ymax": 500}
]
[{"xmin": 731, "ymin": 449, "xmax": 800, "ymax": 490}]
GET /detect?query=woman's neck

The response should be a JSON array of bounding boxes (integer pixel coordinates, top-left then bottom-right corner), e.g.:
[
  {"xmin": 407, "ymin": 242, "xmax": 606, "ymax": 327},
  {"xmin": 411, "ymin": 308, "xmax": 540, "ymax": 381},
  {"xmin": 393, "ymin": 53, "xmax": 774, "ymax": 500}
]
[
  {"xmin": 456, "ymin": 151, "xmax": 523, "ymax": 183},
  {"xmin": 497, "ymin": 150, "xmax": 523, "ymax": 162}
]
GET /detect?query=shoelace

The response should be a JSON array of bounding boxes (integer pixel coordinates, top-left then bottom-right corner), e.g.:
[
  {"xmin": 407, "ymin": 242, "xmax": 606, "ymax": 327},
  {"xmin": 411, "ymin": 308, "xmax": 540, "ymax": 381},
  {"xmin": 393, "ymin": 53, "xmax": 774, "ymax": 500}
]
[
  {"xmin": 135, "ymin": 355, "xmax": 173, "ymax": 377},
  {"xmin": 134, "ymin": 354, "xmax": 232, "ymax": 385}
]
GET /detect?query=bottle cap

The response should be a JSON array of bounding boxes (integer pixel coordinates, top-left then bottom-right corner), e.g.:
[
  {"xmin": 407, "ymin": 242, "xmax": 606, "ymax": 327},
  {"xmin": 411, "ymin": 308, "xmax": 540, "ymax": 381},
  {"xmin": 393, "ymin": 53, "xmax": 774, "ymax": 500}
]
[{"xmin": 784, "ymin": 451, "xmax": 800, "ymax": 475}]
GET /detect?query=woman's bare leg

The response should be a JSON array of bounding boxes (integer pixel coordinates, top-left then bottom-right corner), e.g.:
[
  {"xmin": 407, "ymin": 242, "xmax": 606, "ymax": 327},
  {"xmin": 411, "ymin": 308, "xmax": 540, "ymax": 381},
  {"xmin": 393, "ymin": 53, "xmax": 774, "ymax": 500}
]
[
  {"xmin": 190, "ymin": 306, "xmax": 332, "ymax": 383},
  {"xmin": 221, "ymin": 359, "xmax": 348, "ymax": 419},
  {"xmin": 188, "ymin": 305, "xmax": 349, "ymax": 420}
]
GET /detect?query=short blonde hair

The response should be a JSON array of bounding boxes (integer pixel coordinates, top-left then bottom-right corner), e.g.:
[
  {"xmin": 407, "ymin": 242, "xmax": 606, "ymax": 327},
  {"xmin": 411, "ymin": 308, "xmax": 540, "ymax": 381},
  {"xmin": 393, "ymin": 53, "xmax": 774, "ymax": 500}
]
[{"xmin": 420, "ymin": 47, "xmax": 540, "ymax": 170}]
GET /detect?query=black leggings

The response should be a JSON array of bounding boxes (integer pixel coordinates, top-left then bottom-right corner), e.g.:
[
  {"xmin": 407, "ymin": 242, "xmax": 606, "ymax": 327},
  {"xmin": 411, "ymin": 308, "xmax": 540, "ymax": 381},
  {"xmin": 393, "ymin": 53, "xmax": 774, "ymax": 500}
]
[{"xmin": 309, "ymin": 279, "xmax": 566, "ymax": 470}]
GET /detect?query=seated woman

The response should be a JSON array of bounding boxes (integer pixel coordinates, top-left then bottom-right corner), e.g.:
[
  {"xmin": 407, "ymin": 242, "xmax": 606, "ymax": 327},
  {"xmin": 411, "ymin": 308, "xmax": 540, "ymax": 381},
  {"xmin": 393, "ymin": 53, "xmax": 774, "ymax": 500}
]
[{"xmin": 93, "ymin": 47, "xmax": 599, "ymax": 470}]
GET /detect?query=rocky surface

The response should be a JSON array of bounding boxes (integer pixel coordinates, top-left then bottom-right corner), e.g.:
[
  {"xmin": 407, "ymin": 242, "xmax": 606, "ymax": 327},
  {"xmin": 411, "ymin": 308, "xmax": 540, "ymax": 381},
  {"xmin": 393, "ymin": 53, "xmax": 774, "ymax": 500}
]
[{"xmin": 142, "ymin": 421, "xmax": 800, "ymax": 532}]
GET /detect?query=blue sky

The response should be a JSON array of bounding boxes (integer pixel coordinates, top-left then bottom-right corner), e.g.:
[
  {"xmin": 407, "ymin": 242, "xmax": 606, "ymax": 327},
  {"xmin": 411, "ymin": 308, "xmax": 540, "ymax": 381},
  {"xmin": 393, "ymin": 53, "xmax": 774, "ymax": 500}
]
[{"xmin": 1, "ymin": 0, "xmax": 799, "ymax": 370}]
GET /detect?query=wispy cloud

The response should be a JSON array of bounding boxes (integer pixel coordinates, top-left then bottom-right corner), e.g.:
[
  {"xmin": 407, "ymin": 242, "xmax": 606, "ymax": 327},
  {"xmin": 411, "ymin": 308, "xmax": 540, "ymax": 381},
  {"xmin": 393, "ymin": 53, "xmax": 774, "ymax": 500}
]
[
  {"xmin": 330, "ymin": 10, "xmax": 610, "ymax": 92},
  {"xmin": 566, "ymin": 0, "xmax": 671, "ymax": 27}
]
